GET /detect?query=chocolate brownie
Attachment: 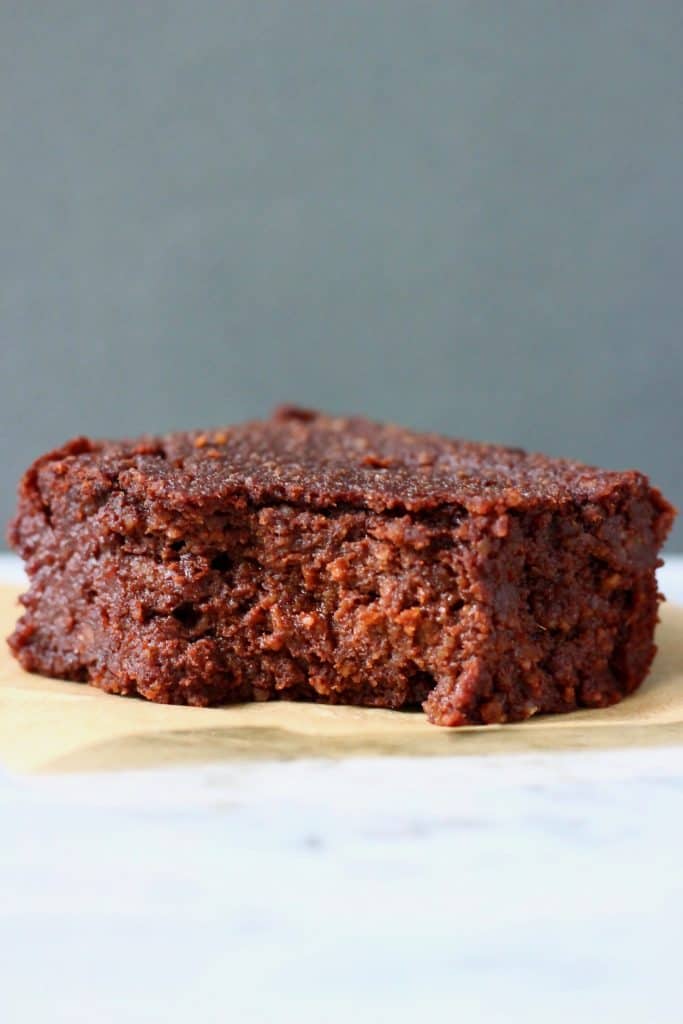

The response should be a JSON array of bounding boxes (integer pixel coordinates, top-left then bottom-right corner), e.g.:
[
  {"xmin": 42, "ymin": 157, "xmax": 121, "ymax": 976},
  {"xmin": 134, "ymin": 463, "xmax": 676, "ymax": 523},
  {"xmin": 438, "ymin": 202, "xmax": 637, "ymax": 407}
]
[{"xmin": 7, "ymin": 407, "xmax": 675, "ymax": 726}]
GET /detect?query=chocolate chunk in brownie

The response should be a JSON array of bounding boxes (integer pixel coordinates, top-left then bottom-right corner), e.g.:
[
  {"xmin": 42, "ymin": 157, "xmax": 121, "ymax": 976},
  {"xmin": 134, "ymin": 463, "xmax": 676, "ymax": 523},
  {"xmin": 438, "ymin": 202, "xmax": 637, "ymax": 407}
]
[{"xmin": 7, "ymin": 407, "xmax": 675, "ymax": 726}]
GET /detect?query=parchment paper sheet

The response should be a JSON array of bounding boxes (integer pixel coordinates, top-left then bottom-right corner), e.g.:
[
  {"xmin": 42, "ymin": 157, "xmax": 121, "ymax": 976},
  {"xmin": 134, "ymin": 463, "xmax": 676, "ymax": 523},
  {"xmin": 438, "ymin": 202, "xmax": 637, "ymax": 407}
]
[{"xmin": 1, "ymin": 584, "xmax": 682, "ymax": 773}]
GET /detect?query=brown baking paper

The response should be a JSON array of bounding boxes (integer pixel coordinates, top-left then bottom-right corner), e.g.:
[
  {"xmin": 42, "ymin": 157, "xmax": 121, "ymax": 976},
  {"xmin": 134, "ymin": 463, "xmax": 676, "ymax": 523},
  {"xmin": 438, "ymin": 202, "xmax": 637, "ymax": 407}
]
[{"xmin": 1, "ymin": 584, "xmax": 683, "ymax": 773}]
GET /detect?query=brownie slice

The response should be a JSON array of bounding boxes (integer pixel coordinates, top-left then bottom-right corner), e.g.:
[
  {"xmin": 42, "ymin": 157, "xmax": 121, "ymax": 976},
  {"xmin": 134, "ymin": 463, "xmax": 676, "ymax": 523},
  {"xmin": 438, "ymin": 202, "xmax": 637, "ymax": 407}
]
[{"xmin": 7, "ymin": 406, "xmax": 675, "ymax": 726}]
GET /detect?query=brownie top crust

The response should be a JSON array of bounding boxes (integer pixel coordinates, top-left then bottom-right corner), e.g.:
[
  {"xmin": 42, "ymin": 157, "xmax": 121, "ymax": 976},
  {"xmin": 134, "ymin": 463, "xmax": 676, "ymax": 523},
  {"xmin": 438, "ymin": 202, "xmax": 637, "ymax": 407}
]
[{"xmin": 26, "ymin": 405, "xmax": 671, "ymax": 519}]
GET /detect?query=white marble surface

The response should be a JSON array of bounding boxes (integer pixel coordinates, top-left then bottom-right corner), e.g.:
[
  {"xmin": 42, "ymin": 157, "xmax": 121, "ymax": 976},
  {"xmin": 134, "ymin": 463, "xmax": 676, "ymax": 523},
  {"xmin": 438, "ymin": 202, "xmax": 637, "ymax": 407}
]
[{"xmin": 2, "ymin": 554, "xmax": 683, "ymax": 1023}]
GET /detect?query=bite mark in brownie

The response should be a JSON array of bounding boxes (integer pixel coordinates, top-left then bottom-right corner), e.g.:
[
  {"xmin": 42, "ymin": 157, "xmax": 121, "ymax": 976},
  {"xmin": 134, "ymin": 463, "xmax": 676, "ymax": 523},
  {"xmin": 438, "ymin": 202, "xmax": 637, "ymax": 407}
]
[{"xmin": 7, "ymin": 407, "xmax": 675, "ymax": 726}]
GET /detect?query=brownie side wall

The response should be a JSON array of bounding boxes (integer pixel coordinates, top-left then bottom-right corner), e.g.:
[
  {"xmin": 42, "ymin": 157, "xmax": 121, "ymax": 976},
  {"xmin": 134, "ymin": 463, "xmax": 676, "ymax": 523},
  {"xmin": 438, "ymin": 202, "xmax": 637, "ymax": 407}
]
[
  {"xmin": 424, "ymin": 481, "xmax": 674, "ymax": 726},
  {"xmin": 9, "ymin": 457, "xmax": 481, "ymax": 709},
  {"xmin": 8, "ymin": 447, "xmax": 674, "ymax": 725}
]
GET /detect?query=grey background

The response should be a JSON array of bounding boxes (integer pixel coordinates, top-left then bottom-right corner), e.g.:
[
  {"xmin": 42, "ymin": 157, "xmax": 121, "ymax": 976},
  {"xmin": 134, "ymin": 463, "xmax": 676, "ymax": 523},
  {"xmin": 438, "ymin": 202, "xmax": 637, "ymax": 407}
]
[{"xmin": 1, "ymin": 1, "xmax": 681, "ymax": 547}]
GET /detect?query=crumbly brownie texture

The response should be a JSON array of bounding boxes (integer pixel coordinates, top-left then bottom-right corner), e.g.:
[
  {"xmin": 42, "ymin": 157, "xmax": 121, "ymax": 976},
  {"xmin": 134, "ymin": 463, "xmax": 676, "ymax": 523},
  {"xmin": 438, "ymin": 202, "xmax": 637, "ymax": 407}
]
[{"xmin": 8, "ymin": 407, "xmax": 675, "ymax": 726}]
